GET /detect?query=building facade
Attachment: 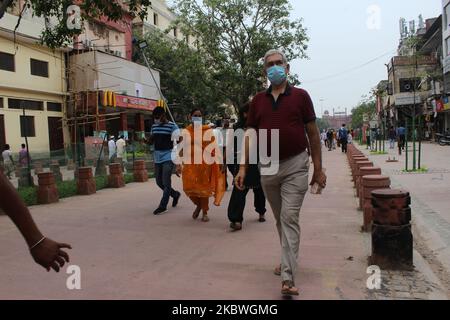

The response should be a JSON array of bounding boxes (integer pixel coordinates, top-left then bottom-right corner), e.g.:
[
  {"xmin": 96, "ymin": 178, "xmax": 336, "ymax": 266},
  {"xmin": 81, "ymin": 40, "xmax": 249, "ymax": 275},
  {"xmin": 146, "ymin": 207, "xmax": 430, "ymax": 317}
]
[
  {"xmin": 442, "ymin": 0, "xmax": 450, "ymax": 130},
  {"xmin": 133, "ymin": 0, "xmax": 197, "ymax": 48},
  {"xmin": 0, "ymin": 4, "xmax": 69, "ymax": 156},
  {"xmin": 381, "ymin": 15, "xmax": 442, "ymax": 139}
]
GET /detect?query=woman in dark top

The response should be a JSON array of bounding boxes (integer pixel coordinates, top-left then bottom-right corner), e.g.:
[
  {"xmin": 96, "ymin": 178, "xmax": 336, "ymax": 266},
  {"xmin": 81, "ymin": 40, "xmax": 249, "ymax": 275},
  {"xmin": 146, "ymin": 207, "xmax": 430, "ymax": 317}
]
[{"xmin": 227, "ymin": 103, "xmax": 266, "ymax": 231}]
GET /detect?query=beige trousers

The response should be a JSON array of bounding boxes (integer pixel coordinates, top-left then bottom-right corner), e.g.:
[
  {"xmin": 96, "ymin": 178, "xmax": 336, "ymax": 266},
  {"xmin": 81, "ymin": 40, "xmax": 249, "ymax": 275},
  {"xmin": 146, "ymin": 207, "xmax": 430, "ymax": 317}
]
[{"xmin": 260, "ymin": 151, "xmax": 309, "ymax": 286}]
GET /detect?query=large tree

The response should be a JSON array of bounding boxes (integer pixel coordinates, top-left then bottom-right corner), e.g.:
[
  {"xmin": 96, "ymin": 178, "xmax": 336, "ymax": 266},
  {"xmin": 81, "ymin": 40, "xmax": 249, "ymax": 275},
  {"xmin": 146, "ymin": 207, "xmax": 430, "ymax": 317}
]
[
  {"xmin": 351, "ymin": 96, "xmax": 376, "ymax": 129},
  {"xmin": 172, "ymin": 0, "xmax": 309, "ymax": 112},
  {"xmin": 134, "ymin": 29, "xmax": 226, "ymax": 120},
  {"xmin": 0, "ymin": 0, "xmax": 152, "ymax": 48}
]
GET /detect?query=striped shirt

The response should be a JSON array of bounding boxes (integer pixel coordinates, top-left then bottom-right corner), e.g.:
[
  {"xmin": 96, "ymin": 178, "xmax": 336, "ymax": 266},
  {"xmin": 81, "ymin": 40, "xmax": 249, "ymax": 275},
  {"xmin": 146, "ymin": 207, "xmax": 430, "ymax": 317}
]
[{"xmin": 151, "ymin": 121, "xmax": 180, "ymax": 163}]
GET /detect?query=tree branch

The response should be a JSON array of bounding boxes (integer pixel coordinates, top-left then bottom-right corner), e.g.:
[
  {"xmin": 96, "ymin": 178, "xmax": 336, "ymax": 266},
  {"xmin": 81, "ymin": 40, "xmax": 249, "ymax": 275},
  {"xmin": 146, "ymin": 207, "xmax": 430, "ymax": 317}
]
[{"xmin": 0, "ymin": 0, "xmax": 14, "ymax": 20}]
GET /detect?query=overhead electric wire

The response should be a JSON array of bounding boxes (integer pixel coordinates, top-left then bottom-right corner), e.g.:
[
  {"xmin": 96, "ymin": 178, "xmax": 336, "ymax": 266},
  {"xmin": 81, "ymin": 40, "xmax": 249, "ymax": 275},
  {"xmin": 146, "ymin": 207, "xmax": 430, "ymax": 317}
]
[{"xmin": 302, "ymin": 49, "xmax": 396, "ymax": 84}]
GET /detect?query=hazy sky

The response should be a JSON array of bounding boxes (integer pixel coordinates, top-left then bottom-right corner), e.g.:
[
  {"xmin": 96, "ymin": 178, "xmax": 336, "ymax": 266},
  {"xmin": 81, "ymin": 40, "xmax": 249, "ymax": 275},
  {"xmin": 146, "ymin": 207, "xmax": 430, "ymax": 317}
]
[{"xmin": 290, "ymin": 0, "xmax": 442, "ymax": 117}]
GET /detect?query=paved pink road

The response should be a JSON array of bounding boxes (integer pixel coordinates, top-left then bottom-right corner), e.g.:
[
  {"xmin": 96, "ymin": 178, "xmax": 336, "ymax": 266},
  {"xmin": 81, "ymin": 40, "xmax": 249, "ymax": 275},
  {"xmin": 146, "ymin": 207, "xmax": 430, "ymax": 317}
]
[{"xmin": 0, "ymin": 148, "xmax": 370, "ymax": 299}]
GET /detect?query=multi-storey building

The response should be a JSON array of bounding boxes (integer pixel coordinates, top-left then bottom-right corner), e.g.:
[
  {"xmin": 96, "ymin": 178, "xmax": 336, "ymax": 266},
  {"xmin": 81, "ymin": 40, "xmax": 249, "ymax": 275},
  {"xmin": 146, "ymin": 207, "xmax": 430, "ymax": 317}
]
[{"xmin": 0, "ymin": 2, "xmax": 69, "ymax": 156}]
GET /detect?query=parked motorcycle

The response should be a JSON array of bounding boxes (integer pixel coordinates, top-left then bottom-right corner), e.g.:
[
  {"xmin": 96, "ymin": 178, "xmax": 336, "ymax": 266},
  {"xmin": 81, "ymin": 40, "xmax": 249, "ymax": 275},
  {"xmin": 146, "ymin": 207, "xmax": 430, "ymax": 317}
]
[{"xmin": 436, "ymin": 133, "xmax": 450, "ymax": 146}]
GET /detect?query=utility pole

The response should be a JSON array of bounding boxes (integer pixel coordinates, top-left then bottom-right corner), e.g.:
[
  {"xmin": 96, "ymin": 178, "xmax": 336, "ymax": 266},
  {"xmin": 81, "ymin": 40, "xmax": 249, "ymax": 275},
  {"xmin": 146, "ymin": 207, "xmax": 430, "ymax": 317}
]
[{"xmin": 21, "ymin": 102, "xmax": 32, "ymax": 186}]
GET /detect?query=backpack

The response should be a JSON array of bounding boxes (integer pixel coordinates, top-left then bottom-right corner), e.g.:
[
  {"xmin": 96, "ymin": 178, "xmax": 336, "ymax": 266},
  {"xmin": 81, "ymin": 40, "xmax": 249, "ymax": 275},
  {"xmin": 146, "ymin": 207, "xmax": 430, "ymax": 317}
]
[{"xmin": 339, "ymin": 128, "xmax": 348, "ymax": 142}]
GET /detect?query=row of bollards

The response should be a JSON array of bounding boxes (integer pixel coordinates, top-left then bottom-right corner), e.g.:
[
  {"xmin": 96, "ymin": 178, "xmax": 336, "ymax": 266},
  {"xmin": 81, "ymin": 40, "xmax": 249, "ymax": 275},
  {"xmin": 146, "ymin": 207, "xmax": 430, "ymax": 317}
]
[
  {"xmin": 36, "ymin": 160, "xmax": 149, "ymax": 205},
  {"xmin": 346, "ymin": 144, "xmax": 413, "ymax": 270}
]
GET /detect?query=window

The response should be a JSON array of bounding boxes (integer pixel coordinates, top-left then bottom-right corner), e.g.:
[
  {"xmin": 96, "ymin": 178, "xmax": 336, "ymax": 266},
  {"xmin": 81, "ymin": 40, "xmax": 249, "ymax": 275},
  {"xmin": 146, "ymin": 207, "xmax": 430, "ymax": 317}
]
[
  {"xmin": 185, "ymin": 35, "xmax": 190, "ymax": 44},
  {"xmin": 153, "ymin": 13, "xmax": 158, "ymax": 26},
  {"xmin": 0, "ymin": 52, "xmax": 15, "ymax": 72},
  {"xmin": 173, "ymin": 28, "xmax": 177, "ymax": 38},
  {"xmin": 30, "ymin": 58, "xmax": 49, "ymax": 77},
  {"xmin": 47, "ymin": 102, "xmax": 62, "ymax": 112},
  {"xmin": 8, "ymin": 98, "xmax": 44, "ymax": 111},
  {"xmin": 446, "ymin": 37, "xmax": 450, "ymax": 57},
  {"xmin": 0, "ymin": 97, "xmax": 3, "ymax": 108},
  {"xmin": 20, "ymin": 116, "xmax": 36, "ymax": 137},
  {"xmin": 445, "ymin": 4, "xmax": 450, "ymax": 30},
  {"xmin": 399, "ymin": 78, "xmax": 421, "ymax": 93}
]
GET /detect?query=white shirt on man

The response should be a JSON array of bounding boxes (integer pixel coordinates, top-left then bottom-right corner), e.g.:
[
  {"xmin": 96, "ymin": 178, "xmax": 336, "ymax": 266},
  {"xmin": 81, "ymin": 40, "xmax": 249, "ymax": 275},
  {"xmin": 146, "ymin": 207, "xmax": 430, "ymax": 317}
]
[{"xmin": 116, "ymin": 138, "xmax": 126, "ymax": 158}]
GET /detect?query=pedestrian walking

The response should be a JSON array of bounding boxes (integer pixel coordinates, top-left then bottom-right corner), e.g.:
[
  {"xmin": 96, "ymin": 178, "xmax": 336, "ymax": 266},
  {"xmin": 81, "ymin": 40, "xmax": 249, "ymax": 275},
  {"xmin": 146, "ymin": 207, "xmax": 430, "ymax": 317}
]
[
  {"xmin": 338, "ymin": 124, "xmax": 348, "ymax": 153},
  {"xmin": 2, "ymin": 144, "xmax": 15, "ymax": 179},
  {"xmin": 180, "ymin": 108, "xmax": 226, "ymax": 222},
  {"xmin": 366, "ymin": 128, "xmax": 371, "ymax": 150},
  {"xmin": 115, "ymin": 135, "xmax": 126, "ymax": 167},
  {"xmin": 148, "ymin": 107, "xmax": 182, "ymax": 215},
  {"xmin": 18, "ymin": 143, "xmax": 30, "ymax": 167},
  {"xmin": 227, "ymin": 102, "xmax": 266, "ymax": 231},
  {"xmin": 234, "ymin": 49, "xmax": 326, "ymax": 296},
  {"xmin": 347, "ymin": 131, "xmax": 353, "ymax": 144},
  {"xmin": 332, "ymin": 130, "xmax": 337, "ymax": 149},
  {"xmin": 327, "ymin": 129, "xmax": 333, "ymax": 151},
  {"xmin": 320, "ymin": 130, "xmax": 327, "ymax": 147},
  {"xmin": 388, "ymin": 126, "xmax": 397, "ymax": 149},
  {"xmin": 108, "ymin": 136, "xmax": 116, "ymax": 162},
  {"xmin": 397, "ymin": 124, "xmax": 406, "ymax": 153}
]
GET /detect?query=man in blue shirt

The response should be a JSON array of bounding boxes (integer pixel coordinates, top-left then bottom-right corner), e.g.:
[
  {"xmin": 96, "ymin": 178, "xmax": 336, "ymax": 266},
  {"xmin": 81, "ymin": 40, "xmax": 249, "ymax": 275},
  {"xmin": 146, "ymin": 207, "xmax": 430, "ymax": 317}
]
[
  {"xmin": 338, "ymin": 124, "xmax": 348, "ymax": 153},
  {"xmin": 149, "ymin": 107, "xmax": 181, "ymax": 215},
  {"xmin": 397, "ymin": 125, "xmax": 406, "ymax": 151}
]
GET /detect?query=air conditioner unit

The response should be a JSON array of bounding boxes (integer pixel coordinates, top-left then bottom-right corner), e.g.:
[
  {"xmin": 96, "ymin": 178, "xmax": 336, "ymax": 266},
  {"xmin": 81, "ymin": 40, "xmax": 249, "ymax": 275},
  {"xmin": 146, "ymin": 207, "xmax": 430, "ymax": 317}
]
[{"xmin": 114, "ymin": 51, "xmax": 122, "ymax": 57}]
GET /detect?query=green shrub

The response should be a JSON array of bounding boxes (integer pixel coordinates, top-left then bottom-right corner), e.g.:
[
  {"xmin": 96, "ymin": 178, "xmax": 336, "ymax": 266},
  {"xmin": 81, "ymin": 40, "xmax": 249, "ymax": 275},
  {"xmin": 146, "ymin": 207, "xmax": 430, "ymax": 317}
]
[
  {"xmin": 124, "ymin": 173, "xmax": 134, "ymax": 184},
  {"xmin": 95, "ymin": 175, "xmax": 108, "ymax": 190},
  {"xmin": 18, "ymin": 186, "xmax": 38, "ymax": 206},
  {"xmin": 56, "ymin": 180, "xmax": 77, "ymax": 199}
]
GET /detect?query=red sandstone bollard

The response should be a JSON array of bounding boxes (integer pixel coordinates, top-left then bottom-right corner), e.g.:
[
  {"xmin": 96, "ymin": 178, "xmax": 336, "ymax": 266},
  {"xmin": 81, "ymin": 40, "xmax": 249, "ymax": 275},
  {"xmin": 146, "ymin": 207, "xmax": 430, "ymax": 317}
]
[
  {"xmin": 351, "ymin": 156, "xmax": 368, "ymax": 178},
  {"xmin": 33, "ymin": 161, "xmax": 43, "ymax": 174},
  {"xmin": 358, "ymin": 167, "xmax": 382, "ymax": 208},
  {"xmin": 37, "ymin": 172, "xmax": 59, "ymax": 204},
  {"xmin": 133, "ymin": 160, "xmax": 148, "ymax": 183},
  {"xmin": 50, "ymin": 163, "xmax": 63, "ymax": 182},
  {"xmin": 370, "ymin": 189, "xmax": 413, "ymax": 270},
  {"xmin": 355, "ymin": 161, "xmax": 374, "ymax": 191},
  {"xmin": 67, "ymin": 159, "xmax": 75, "ymax": 171},
  {"xmin": 354, "ymin": 161, "xmax": 373, "ymax": 190},
  {"xmin": 108, "ymin": 163, "xmax": 125, "ymax": 188},
  {"xmin": 77, "ymin": 167, "xmax": 96, "ymax": 195},
  {"xmin": 360, "ymin": 175, "xmax": 390, "ymax": 232}
]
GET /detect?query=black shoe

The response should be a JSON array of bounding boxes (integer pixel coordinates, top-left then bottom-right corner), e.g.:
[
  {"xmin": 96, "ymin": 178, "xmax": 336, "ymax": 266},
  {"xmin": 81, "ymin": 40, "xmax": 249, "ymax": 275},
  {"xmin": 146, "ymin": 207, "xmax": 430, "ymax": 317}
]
[
  {"xmin": 172, "ymin": 192, "xmax": 181, "ymax": 207},
  {"xmin": 153, "ymin": 207, "xmax": 167, "ymax": 215},
  {"xmin": 230, "ymin": 222, "xmax": 242, "ymax": 231},
  {"xmin": 258, "ymin": 215, "xmax": 266, "ymax": 223}
]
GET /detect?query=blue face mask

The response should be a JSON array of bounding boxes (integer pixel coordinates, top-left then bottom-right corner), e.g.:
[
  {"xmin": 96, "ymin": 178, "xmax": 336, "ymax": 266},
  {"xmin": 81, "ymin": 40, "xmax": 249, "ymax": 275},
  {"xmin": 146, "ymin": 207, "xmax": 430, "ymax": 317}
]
[
  {"xmin": 192, "ymin": 116, "xmax": 202, "ymax": 124},
  {"xmin": 267, "ymin": 65, "xmax": 287, "ymax": 86},
  {"xmin": 154, "ymin": 119, "xmax": 161, "ymax": 125}
]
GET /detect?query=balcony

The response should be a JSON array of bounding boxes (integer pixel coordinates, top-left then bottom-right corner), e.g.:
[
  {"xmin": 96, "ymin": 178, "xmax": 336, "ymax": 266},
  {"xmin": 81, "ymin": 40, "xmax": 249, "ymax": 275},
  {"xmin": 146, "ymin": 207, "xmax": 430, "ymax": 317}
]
[{"xmin": 388, "ymin": 55, "xmax": 438, "ymax": 71}]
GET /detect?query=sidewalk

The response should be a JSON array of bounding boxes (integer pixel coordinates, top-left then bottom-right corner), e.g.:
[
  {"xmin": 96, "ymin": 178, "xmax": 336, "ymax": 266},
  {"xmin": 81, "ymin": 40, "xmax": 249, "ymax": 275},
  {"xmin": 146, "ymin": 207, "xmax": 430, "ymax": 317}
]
[
  {"xmin": 354, "ymin": 142, "xmax": 450, "ymax": 298},
  {"xmin": 0, "ymin": 146, "xmax": 444, "ymax": 299}
]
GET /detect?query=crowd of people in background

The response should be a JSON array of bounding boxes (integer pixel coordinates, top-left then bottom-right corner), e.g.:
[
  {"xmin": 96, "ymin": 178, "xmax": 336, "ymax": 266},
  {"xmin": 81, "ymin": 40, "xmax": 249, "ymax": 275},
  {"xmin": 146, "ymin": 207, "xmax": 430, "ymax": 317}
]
[
  {"xmin": 321, "ymin": 125, "xmax": 354, "ymax": 153},
  {"xmin": 1, "ymin": 143, "xmax": 30, "ymax": 179}
]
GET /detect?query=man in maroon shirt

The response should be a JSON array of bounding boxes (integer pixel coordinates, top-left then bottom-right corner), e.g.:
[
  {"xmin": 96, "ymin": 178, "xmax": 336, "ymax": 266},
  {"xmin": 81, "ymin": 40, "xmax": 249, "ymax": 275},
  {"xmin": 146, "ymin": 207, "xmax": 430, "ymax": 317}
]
[{"xmin": 235, "ymin": 49, "xmax": 327, "ymax": 296}]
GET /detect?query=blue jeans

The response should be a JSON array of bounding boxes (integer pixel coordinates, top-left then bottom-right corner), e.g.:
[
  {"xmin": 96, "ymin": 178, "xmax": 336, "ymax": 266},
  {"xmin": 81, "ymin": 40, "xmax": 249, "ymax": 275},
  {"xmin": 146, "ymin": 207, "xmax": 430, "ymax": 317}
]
[{"xmin": 155, "ymin": 161, "xmax": 178, "ymax": 209}]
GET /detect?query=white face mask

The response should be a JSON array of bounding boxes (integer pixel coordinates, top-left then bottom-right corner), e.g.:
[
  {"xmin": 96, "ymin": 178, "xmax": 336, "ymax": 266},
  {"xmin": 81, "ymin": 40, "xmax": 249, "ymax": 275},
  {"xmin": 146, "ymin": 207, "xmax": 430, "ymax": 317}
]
[{"xmin": 192, "ymin": 116, "xmax": 202, "ymax": 124}]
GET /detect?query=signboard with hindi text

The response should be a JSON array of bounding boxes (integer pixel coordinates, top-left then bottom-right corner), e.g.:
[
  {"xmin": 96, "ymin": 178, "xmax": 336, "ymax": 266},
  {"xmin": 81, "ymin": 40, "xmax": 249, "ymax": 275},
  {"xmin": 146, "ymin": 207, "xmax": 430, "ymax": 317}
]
[{"xmin": 115, "ymin": 95, "xmax": 158, "ymax": 112}]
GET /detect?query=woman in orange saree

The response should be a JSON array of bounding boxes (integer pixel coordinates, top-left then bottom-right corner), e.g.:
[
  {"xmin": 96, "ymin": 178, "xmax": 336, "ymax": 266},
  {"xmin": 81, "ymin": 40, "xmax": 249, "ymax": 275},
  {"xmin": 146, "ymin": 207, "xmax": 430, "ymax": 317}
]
[{"xmin": 179, "ymin": 109, "xmax": 226, "ymax": 222}]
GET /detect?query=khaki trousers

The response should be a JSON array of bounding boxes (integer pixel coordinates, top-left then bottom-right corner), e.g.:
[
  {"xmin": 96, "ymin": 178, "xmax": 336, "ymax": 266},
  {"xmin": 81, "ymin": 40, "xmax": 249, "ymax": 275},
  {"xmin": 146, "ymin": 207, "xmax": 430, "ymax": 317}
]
[{"xmin": 260, "ymin": 151, "xmax": 309, "ymax": 286}]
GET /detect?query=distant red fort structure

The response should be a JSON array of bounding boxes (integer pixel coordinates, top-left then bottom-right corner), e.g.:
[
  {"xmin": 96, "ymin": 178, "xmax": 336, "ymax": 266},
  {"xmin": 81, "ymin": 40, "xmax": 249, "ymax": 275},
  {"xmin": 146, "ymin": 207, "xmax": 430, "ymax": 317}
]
[{"xmin": 322, "ymin": 109, "xmax": 352, "ymax": 129}]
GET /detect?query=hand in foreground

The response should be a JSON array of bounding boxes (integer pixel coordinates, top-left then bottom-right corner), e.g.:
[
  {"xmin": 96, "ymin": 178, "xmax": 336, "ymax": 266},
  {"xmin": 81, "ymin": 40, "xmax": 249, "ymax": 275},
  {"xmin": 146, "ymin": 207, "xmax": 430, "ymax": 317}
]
[
  {"xmin": 310, "ymin": 169, "xmax": 327, "ymax": 189},
  {"xmin": 30, "ymin": 238, "xmax": 72, "ymax": 272},
  {"xmin": 234, "ymin": 167, "xmax": 246, "ymax": 191},
  {"xmin": 175, "ymin": 165, "xmax": 182, "ymax": 177}
]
